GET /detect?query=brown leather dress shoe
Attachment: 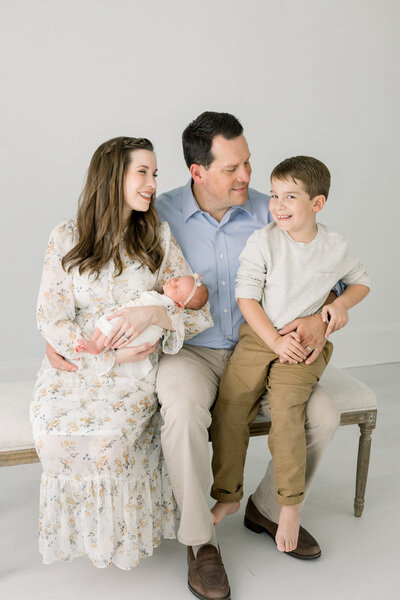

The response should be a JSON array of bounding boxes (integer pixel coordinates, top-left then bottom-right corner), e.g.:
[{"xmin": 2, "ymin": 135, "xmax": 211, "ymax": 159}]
[
  {"xmin": 187, "ymin": 544, "xmax": 231, "ymax": 600},
  {"xmin": 244, "ymin": 496, "xmax": 321, "ymax": 560}
]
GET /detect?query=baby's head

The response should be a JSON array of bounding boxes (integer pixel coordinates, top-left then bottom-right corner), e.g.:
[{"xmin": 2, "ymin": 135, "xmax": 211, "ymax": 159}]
[
  {"xmin": 163, "ymin": 274, "xmax": 209, "ymax": 309},
  {"xmin": 270, "ymin": 156, "xmax": 330, "ymax": 235}
]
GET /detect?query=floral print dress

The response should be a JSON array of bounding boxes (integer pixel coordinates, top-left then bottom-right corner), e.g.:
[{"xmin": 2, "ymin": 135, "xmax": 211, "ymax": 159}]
[{"xmin": 31, "ymin": 219, "xmax": 212, "ymax": 570}]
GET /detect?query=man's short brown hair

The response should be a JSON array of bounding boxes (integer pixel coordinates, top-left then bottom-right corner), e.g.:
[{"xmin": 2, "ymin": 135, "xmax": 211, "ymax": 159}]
[{"xmin": 270, "ymin": 156, "xmax": 331, "ymax": 200}]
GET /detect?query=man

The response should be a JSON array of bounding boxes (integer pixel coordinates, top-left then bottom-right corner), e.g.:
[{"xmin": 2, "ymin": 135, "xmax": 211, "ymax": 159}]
[
  {"xmin": 47, "ymin": 112, "xmax": 340, "ymax": 600},
  {"xmin": 156, "ymin": 112, "xmax": 340, "ymax": 599}
]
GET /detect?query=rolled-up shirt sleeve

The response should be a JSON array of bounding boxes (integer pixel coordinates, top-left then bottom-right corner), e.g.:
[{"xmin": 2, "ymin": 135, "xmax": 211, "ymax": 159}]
[{"xmin": 235, "ymin": 231, "xmax": 267, "ymax": 302}]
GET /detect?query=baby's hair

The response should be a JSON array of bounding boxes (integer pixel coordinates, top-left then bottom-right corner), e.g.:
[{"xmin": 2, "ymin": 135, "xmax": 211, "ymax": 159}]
[
  {"xmin": 271, "ymin": 155, "xmax": 331, "ymax": 200},
  {"xmin": 186, "ymin": 278, "xmax": 209, "ymax": 310}
]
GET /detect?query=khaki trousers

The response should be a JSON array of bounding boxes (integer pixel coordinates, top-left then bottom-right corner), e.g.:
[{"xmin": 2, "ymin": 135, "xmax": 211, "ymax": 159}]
[
  {"xmin": 211, "ymin": 323, "xmax": 334, "ymax": 506},
  {"xmin": 157, "ymin": 340, "xmax": 339, "ymax": 546}
]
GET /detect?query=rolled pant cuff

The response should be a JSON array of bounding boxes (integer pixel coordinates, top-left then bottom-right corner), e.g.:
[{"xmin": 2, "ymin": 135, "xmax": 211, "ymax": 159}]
[
  {"xmin": 275, "ymin": 492, "xmax": 304, "ymax": 506},
  {"xmin": 178, "ymin": 530, "xmax": 215, "ymax": 547},
  {"xmin": 210, "ymin": 488, "xmax": 243, "ymax": 503}
]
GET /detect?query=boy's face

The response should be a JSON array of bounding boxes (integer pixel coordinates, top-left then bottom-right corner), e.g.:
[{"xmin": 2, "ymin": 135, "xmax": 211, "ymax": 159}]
[
  {"xmin": 163, "ymin": 276, "xmax": 194, "ymax": 308},
  {"xmin": 269, "ymin": 177, "xmax": 325, "ymax": 241}
]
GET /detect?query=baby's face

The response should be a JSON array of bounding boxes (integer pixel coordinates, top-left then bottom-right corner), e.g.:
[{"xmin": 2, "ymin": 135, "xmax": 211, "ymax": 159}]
[{"xmin": 163, "ymin": 276, "xmax": 195, "ymax": 307}]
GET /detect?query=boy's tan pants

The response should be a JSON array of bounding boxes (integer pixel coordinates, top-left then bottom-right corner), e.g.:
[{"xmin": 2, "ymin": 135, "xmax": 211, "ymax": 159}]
[{"xmin": 211, "ymin": 323, "xmax": 333, "ymax": 506}]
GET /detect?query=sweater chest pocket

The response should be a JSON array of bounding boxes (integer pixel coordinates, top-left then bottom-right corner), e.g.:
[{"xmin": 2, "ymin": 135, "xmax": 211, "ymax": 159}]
[{"xmin": 312, "ymin": 271, "xmax": 338, "ymax": 292}]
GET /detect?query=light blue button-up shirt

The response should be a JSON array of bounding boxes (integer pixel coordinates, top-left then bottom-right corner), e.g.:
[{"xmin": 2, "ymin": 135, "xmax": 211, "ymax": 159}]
[{"xmin": 156, "ymin": 180, "xmax": 273, "ymax": 349}]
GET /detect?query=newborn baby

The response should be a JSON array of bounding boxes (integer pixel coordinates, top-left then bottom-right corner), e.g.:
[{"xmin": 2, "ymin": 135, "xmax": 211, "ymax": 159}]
[{"xmin": 76, "ymin": 274, "xmax": 208, "ymax": 379}]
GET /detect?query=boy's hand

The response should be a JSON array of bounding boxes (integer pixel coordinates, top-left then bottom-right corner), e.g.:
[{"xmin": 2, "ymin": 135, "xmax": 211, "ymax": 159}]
[
  {"xmin": 75, "ymin": 338, "xmax": 103, "ymax": 355},
  {"xmin": 279, "ymin": 313, "xmax": 327, "ymax": 365},
  {"xmin": 321, "ymin": 302, "xmax": 349, "ymax": 338},
  {"xmin": 273, "ymin": 333, "xmax": 309, "ymax": 364}
]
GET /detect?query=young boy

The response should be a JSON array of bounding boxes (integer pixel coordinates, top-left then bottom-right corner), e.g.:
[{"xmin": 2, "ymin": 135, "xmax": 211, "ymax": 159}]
[
  {"xmin": 76, "ymin": 274, "xmax": 208, "ymax": 380},
  {"xmin": 210, "ymin": 156, "xmax": 370, "ymax": 554}
]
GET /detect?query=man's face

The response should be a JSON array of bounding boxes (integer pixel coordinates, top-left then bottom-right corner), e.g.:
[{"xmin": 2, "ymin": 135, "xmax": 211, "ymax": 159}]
[{"xmin": 197, "ymin": 134, "xmax": 252, "ymax": 211}]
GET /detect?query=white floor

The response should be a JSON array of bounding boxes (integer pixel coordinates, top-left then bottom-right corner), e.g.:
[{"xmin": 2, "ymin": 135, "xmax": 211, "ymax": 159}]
[{"xmin": 0, "ymin": 363, "xmax": 399, "ymax": 600}]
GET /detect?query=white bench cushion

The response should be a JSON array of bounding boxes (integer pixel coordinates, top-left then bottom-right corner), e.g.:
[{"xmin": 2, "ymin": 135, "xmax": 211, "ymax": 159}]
[
  {"xmin": 0, "ymin": 381, "xmax": 35, "ymax": 451},
  {"xmin": 0, "ymin": 366, "xmax": 377, "ymax": 452}
]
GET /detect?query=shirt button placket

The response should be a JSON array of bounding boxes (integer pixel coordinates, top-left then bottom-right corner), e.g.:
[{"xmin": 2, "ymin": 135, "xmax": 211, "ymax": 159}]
[{"xmin": 216, "ymin": 227, "xmax": 230, "ymax": 338}]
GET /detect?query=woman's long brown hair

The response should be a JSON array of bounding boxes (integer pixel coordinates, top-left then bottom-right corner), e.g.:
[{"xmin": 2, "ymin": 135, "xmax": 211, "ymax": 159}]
[{"xmin": 62, "ymin": 137, "xmax": 163, "ymax": 278}]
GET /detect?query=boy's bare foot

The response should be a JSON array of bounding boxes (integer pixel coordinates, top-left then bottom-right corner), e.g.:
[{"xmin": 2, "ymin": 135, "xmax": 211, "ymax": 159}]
[
  {"xmin": 211, "ymin": 501, "xmax": 240, "ymax": 525},
  {"xmin": 276, "ymin": 504, "xmax": 302, "ymax": 552}
]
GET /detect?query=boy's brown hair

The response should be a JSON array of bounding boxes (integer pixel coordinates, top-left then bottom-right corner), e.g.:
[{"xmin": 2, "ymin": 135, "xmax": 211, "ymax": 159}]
[{"xmin": 271, "ymin": 155, "xmax": 331, "ymax": 200}]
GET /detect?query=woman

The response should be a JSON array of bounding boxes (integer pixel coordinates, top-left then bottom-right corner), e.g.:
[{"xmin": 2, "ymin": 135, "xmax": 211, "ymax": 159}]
[{"xmin": 31, "ymin": 137, "xmax": 212, "ymax": 569}]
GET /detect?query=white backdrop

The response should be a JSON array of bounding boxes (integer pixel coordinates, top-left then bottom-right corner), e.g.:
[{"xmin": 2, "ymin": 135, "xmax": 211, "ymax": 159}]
[{"xmin": 1, "ymin": 0, "xmax": 399, "ymax": 380}]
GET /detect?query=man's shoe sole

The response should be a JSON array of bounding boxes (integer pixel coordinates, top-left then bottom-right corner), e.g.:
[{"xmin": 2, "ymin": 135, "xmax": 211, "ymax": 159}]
[
  {"xmin": 188, "ymin": 581, "xmax": 231, "ymax": 600},
  {"xmin": 244, "ymin": 515, "xmax": 321, "ymax": 560}
]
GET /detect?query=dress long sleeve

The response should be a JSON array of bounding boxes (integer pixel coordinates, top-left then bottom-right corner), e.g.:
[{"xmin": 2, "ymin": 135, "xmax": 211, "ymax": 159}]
[{"xmin": 37, "ymin": 221, "xmax": 115, "ymax": 375}]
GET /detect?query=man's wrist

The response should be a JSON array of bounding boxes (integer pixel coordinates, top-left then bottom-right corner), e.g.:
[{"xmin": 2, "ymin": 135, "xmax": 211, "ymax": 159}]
[{"xmin": 311, "ymin": 311, "xmax": 324, "ymax": 322}]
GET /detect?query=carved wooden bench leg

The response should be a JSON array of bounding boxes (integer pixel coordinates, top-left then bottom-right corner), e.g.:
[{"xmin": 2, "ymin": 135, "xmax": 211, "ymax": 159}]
[{"xmin": 354, "ymin": 410, "xmax": 377, "ymax": 517}]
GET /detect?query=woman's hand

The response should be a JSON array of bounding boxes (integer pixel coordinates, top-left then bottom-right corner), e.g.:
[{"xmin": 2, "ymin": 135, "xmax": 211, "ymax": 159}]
[
  {"xmin": 46, "ymin": 342, "xmax": 78, "ymax": 372},
  {"xmin": 104, "ymin": 306, "xmax": 170, "ymax": 349},
  {"xmin": 115, "ymin": 341, "xmax": 159, "ymax": 363}
]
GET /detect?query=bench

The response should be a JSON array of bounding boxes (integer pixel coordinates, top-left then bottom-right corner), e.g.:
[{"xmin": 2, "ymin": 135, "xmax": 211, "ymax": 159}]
[{"xmin": 0, "ymin": 366, "xmax": 377, "ymax": 516}]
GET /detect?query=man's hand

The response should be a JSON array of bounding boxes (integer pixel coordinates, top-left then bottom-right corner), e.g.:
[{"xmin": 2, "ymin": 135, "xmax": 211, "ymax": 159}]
[
  {"xmin": 279, "ymin": 313, "xmax": 327, "ymax": 365},
  {"xmin": 115, "ymin": 341, "xmax": 159, "ymax": 364},
  {"xmin": 46, "ymin": 342, "xmax": 78, "ymax": 372},
  {"xmin": 321, "ymin": 302, "xmax": 349, "ymax": 338}
]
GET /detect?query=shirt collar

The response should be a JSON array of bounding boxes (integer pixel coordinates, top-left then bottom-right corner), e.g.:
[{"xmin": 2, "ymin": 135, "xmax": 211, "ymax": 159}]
[
  {"xmin": 182, "ymin": 179, "xmax": 201, "ymax": 222},
  {"xmin": 182, "ymin": 179, "xmax": 254, "ymax": 221},
  {"xmin": 232, "ymin": 198, "xmax": 254, "ymax": 216}
]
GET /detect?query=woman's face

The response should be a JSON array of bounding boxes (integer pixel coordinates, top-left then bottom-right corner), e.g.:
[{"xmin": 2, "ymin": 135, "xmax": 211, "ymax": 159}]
[{"xmin": 123, "ymin": 149, "xmax": 158, "ymax": 220}]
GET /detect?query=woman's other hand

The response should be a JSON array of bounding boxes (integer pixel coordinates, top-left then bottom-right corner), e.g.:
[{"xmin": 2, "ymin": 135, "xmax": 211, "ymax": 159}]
[
  {"xmin": 115, "ymin": 341, "xmax": 159, "ymax": 363},
  {"xmin": 46, "ymin": 342, "xmax": 78, "ymax": 371}
]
